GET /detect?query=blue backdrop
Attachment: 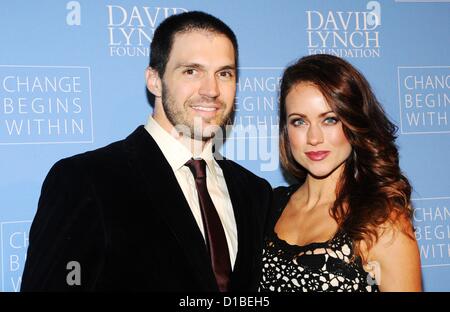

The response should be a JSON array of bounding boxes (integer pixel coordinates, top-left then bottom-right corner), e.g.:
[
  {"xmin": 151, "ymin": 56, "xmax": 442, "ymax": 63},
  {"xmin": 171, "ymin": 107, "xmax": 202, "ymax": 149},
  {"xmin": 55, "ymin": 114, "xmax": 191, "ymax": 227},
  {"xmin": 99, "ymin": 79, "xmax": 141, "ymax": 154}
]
[{"xmin": 0, "ymin": 0, "xmax": 449, "ymax": 292}]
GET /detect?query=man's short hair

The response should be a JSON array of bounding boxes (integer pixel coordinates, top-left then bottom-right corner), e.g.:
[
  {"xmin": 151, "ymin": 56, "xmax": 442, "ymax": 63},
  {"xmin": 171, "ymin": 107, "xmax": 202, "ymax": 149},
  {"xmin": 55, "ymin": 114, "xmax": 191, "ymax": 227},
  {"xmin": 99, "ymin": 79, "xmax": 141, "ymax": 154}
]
[{"xmin": 149, "ymin": 11, "xmax": 238, "ymax": 78}]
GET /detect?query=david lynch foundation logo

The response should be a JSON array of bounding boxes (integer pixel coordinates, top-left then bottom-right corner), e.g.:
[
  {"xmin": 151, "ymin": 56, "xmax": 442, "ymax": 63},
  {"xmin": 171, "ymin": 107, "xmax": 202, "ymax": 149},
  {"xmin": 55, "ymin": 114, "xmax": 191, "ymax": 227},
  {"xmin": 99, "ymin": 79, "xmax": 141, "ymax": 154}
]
[
  {"xmin": 398, "ymin": 66, "xmax": 449, "ymax": 134},
  {"xmin": 0, "ymin": 65, "xmax": 93, "ymax": 144},
  {"xmin": 107, "ymin": 5, "xmax": 187, "ymax": 57},
  {"xmin": 306, "ymin": 1, "xmax": 381, "ymax": 58}
]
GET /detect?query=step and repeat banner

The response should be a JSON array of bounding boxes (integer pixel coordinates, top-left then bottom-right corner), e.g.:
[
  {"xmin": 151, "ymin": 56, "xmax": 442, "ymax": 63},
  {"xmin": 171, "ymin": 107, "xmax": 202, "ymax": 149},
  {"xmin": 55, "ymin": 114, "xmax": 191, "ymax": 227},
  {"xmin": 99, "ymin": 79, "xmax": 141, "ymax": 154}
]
[{"xmin": 0, "ymin": 0, "xmax": 449, "ymax": 292}]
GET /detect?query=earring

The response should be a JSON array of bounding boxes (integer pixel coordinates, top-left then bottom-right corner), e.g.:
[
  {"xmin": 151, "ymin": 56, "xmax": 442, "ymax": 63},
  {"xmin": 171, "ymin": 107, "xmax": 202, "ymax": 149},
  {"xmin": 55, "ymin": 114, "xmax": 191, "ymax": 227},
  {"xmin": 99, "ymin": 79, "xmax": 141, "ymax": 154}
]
[{"xmin": 353, "ymin": 149, "xmax": 359, "ymax": 180}]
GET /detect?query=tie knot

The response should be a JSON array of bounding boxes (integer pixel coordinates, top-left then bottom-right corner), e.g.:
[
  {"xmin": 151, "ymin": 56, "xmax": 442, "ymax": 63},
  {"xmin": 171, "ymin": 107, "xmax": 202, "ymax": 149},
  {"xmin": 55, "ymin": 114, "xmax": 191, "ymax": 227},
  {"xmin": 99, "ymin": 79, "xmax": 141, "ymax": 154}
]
[{"xmin": 185, "ymin": 158, "xmax": 207, "ymax": 179}]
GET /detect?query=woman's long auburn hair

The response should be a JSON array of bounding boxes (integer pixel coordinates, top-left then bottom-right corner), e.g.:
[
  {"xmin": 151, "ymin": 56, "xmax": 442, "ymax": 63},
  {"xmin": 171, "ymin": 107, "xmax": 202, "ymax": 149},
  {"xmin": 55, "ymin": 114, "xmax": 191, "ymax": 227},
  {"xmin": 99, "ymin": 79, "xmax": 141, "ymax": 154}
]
[{"xmin": 279, "ymin": 54, "xmax": 413, "ymax": 260}]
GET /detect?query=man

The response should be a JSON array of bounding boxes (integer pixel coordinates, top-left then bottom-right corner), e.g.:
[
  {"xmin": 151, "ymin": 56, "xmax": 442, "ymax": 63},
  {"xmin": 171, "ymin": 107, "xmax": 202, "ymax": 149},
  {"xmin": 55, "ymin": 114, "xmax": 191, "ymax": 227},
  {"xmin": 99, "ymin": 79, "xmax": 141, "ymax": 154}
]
[{"xmin": 21, "ymin": 11, "xmax": 272, "ymax": 291}]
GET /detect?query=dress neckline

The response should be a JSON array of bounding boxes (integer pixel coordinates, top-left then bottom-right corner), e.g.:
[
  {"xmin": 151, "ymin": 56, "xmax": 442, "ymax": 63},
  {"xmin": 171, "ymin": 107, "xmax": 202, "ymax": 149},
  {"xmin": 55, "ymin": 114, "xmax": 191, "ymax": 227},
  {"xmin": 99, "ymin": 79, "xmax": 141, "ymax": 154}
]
[
  {"xmin": 272, "ymin": 184, "xmax": 342, "ymax": 251},
  {"xmin": 271, "ymin": 229, "xmax": 342, "ymax": 252}
]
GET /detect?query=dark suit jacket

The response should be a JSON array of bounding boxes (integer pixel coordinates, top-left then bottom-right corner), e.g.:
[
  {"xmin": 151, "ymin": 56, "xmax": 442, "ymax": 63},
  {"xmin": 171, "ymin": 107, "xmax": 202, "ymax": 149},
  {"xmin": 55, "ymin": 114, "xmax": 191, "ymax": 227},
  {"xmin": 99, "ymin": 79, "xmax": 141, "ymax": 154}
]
[{"xmin": 21, "ymin": 126, "xmax": 272, "ymax": 291}]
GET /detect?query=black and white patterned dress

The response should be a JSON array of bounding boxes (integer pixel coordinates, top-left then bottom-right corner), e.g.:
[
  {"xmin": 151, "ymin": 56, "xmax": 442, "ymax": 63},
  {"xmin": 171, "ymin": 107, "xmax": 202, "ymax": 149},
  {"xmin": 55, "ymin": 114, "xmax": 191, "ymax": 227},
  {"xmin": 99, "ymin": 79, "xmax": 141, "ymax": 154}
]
[{"xmin": 259, "ymin": 185, "xmax": 379, "ymax": 292}]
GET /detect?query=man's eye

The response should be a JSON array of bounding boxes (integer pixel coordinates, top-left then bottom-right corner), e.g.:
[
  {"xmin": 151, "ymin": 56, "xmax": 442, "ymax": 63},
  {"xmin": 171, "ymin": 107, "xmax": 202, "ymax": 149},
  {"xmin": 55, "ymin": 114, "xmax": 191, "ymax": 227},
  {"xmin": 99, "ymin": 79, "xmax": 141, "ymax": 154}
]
[
  {"xmin": 218, "ymin": 71, "xmax": 234, "ymax": 79},
  {"xmin": 184, "ymin": 69, "xmax": 197, "ymax": 75}
]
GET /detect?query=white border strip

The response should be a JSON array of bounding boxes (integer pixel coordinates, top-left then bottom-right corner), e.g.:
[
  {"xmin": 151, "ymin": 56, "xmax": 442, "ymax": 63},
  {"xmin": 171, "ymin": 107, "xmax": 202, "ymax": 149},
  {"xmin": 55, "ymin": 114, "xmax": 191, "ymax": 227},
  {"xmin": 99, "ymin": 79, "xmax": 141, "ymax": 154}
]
[
  {"xmin": 395, "ymin": 0, "xmax": 450, "ymax": 2},
  {"xmin": 422, "ymin": 263, "xmax": 450, "ymax": 268},
  {"xmin": 412, "ymin": 196, "xmax": 450, "ymax": 201},
  {"xmin": 238, "ymin": 67, "xmax": 284, "ymax": 70}
]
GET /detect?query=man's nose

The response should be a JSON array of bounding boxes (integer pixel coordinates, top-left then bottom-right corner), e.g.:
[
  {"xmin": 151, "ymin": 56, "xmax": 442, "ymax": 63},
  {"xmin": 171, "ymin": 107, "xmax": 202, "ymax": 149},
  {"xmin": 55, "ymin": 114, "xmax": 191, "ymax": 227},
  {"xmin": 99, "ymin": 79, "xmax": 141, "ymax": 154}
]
[{"xmin": 199, "ymin": 74, "xmax": 220, "ymax": 98}]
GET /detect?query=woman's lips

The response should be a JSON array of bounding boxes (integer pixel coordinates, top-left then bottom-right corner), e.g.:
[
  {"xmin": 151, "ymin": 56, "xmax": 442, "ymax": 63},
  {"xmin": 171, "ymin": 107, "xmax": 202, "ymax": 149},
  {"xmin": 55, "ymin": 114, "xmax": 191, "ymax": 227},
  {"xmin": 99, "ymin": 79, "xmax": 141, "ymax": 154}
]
[{"xmin": 305, "ymin": 151, "xmax": 330, "ymax": 161}]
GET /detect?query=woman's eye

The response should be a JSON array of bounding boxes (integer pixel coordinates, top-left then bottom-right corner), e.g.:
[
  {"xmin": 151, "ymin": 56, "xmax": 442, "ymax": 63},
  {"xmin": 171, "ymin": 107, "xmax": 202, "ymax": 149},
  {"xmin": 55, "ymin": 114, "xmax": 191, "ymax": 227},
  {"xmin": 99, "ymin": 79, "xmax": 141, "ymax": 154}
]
[
  {"xmin": 291, "ymin": 118, "xmax": 306, "ymax": 126},
  {"xmin": 324, "ymin": 117, "xmax": 339, "ymax": 125}
]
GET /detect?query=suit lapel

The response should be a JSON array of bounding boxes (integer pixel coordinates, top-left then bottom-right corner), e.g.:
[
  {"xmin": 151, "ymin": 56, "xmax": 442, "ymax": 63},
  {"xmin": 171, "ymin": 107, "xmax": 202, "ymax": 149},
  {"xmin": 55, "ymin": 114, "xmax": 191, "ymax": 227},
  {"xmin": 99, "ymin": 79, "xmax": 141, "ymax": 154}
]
[{"xmin": 124, "ymin": 126, "xmax": 217, "ymax": 290}]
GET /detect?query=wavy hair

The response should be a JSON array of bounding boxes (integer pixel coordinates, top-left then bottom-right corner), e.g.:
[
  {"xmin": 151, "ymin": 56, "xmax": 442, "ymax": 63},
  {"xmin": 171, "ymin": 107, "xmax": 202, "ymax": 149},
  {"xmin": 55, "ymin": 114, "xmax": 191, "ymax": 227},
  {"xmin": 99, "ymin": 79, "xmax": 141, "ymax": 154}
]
[{"xmin": 279, "ymin": 54, "xmax": 413, "ymax": 260}]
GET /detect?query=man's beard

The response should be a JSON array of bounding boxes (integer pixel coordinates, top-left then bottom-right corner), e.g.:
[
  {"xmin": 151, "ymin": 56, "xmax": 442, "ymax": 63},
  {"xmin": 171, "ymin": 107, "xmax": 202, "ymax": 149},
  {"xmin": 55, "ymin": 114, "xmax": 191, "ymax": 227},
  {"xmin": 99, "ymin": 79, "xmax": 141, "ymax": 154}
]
[{"xmin": 161, "ymin": 81, "xmax": 233, "ymax": 141}]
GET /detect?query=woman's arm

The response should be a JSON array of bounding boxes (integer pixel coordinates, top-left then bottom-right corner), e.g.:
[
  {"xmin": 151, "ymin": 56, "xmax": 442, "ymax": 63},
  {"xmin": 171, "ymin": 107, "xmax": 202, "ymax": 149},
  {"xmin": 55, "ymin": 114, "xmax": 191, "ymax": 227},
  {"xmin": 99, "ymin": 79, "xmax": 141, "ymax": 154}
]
[{"xmin": 366, "ymin": 216, "xmax": 422, "ymax": 292}]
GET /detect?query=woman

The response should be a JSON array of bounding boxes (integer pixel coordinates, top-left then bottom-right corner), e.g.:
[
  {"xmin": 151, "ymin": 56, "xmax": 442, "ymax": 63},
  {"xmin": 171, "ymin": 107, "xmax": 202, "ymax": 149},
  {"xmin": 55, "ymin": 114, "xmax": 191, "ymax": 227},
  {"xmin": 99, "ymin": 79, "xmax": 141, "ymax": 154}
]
[{"xmin": 259, "ymin": 54, "xmax": 422, "ymax": 292}]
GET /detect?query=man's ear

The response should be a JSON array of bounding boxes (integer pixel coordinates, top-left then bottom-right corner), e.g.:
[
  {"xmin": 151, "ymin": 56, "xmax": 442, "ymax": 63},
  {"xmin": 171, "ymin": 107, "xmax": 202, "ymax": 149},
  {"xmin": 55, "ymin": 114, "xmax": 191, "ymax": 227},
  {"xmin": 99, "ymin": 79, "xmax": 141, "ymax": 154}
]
[{"xmin": 145, "ymin": 67, "xmax": 162, "ymax": 97}]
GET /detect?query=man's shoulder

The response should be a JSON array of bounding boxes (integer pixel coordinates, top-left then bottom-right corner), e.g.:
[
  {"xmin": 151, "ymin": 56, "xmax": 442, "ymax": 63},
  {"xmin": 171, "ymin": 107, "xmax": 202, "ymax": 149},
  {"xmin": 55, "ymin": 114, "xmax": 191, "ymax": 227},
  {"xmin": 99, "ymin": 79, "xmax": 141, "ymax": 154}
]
[
  {"xmin": 56, "ymin": 137, "xmax": 126, "ymax": 169},
  {"xmin": 54, "ymin": 126, "xmax": 147, "ymax": 169},
  {"xmin": 48, "ymin": 126, "xmax": 149, "ymax": 179}
]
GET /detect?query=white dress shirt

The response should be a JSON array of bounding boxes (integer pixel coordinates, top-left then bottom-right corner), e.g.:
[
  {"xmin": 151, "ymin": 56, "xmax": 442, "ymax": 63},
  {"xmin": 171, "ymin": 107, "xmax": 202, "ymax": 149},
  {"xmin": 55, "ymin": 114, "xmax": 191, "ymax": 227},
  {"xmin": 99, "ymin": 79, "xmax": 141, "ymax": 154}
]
[{"xmin": 144, "ymin": 116, "xmax": 237, "ymax": 268}]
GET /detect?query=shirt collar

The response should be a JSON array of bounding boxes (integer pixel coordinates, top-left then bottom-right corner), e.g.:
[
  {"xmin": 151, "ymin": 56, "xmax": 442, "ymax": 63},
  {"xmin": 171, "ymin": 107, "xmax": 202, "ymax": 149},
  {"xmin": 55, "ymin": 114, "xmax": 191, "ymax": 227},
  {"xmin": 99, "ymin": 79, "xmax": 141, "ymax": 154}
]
[{"xmin": 144, "ymin": 115, "xmax": 218, "ymax": 178}]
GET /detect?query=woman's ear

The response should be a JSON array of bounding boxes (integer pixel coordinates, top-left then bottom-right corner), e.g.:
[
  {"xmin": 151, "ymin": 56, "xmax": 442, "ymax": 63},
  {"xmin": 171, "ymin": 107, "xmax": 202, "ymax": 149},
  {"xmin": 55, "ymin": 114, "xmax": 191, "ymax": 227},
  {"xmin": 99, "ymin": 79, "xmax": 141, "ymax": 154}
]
[{"xmin": 145, "ymin": 67, "xmax": 162, "ymax": 97}]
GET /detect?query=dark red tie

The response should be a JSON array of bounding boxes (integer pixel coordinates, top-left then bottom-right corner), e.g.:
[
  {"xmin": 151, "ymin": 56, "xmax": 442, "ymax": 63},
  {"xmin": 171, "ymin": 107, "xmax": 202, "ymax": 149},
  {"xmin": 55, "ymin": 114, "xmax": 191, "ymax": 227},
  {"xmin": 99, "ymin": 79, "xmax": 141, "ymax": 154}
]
[{"xmin": 185, "ymin": 158, "xmax": 231, "ymax": 292}]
